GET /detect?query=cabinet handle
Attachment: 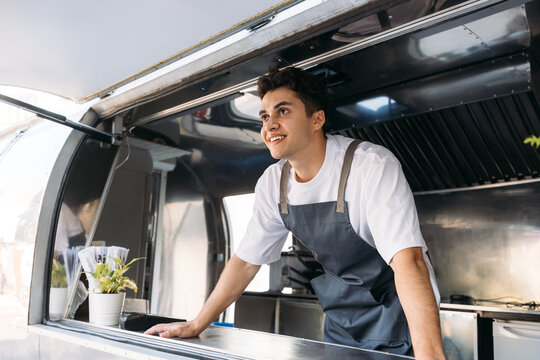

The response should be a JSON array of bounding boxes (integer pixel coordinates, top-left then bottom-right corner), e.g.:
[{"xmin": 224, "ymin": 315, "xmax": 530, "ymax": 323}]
[{"xmin": 500, "ymin": 325, "xmax": 540, "ymax": 341}]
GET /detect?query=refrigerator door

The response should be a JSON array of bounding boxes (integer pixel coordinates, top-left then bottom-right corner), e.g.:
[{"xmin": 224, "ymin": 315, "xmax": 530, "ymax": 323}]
[
  {"xmin": 440, "ymin": 310, "xmax": 478, "ymax": 360},
  {"xmin": 493, "ymin": 320, "xmax": 540, "ymax": 360}
]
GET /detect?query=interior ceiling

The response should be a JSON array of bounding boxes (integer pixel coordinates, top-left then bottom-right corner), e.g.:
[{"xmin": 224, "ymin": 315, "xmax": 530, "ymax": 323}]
[
  {"xmin": 125, "ymin": 0, "xmax": 462, "ymax": 127},
  {"xmin": 0, "ymin": 0, "xmax": 286, "ymax": 101},
  {"xmin": 124, "ymin": 0, "xmax": 534, "ymax": 130},
  {"xmin": 127, "ymin": 1, "xmax": 539, "ymax": 197},
  {"xmin": 323, "ymin": 4, "xmax": 531, "ymax": 107}
]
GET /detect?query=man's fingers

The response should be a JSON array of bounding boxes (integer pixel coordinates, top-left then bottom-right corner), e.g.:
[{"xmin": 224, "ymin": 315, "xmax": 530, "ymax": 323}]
[
  {"xmin": 144, "ymin": 323, "xmax": 172, "ymax": 335},
  {"xmin": 158, "ymin": 330, "xmax": 171, "ymax": 338},
  {"xmin": 144, "ymin": 325, "xmax": 158, "ymax": 334},
  {"xmin": 144, "ymin": 321, "xmax": 199, "ymax": 339}
]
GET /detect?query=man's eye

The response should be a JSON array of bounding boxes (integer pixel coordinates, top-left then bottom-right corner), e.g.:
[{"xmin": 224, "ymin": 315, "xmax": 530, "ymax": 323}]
[
  {"xmin": 279, "ymin": 108, "xmax": 289, "ymax": 115},
  {"xmin": 261, "ymin": 115, "xmax": 268, "ymax": 122}
]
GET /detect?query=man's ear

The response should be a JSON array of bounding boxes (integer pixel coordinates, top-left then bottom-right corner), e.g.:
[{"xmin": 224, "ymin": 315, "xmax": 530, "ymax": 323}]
[{"xmin": 312, "ymin": 110, "xmax": 326, "ymax": 131}]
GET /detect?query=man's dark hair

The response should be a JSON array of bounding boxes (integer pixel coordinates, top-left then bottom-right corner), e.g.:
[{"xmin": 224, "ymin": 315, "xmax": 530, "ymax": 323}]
[{"xmin": 257, "ymin": 67, "xmax": 328, "ymax": 118}]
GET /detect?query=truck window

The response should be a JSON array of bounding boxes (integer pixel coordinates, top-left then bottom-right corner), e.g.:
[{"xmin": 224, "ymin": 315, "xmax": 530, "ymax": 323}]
[
  {"xmin": 48, "ymin": 132, "xmax": 208, "ymax": 324},
  {"xmin": 47, "ymin": 93, "xmax": 287, "ymax": 328},
  {"xmin": 48, "ymin": 138, "xmax": 118, "ymax": 320}
]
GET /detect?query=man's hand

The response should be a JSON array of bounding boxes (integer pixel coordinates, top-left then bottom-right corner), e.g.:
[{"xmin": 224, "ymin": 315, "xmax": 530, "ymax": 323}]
[
  {"xmin": 144, "ymin": 320, "xmax": 202, "ymax": 338},
  {"xmin": 390, "ymin": 247, "xmax": 445, "ymax": 360}
]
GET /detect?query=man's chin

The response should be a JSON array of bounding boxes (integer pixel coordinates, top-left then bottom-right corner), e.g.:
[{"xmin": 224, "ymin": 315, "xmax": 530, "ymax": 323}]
[{"xmin": 267, "ymin": 147, "xmax": 287, "ymax": 160}]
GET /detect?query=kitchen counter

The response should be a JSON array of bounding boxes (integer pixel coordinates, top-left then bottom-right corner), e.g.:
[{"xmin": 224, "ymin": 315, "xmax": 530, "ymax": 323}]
[
  {"xmin": 51, "ymin": 319, "xmax": 413, "ymax": 359},
  {"xmin": 440, "ymin": 302, "xmax": 540, "ymax": 322},
  {"xmin": 172, "ymin": 325, "xmax": 413, "ymax": 360}
]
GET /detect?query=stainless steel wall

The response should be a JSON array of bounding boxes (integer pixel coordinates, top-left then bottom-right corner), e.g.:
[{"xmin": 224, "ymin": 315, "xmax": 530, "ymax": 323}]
[{"xmin": 416, "ymin": 180, "xmax": 540, "ymax": 303}]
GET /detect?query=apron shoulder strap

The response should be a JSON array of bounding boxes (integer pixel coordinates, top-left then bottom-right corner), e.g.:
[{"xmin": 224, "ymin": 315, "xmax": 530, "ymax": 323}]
[
  {"xmin": 279, "ymin": 161, "xmax": 291, "ymax": 214},
  {"xmin": 337, "ymin": 139, "xmax": 363, "ymax": 213}
]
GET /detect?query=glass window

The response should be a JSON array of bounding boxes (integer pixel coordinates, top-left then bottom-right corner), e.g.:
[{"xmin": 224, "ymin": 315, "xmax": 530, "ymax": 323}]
[
  {"xmin": 49, "ymin": 138, "xmax": 118, "ymax": 320},
  {"xmin": 48, "ymin": 136, "xmax": 210, "ymax": 326}
]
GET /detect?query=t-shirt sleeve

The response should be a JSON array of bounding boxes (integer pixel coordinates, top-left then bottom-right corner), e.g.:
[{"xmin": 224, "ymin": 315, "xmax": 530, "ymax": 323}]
[
  {"xmin": 363, "ymin": 152, "xmax": 427, "ymax": 264},
  {"xmin": 235, "ymin": 170, "xmax": 289, "ymax": 265}
]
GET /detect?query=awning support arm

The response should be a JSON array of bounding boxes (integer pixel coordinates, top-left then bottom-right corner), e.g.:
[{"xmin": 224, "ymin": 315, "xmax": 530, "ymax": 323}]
[{"xmin": 0, "ymin": 94, "xmax": 121, "ymax": 144}]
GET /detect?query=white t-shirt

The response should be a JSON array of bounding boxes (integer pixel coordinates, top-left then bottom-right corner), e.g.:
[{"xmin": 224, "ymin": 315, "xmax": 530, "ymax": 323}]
[{"xmin": 236, "ymin": 135, "xmax": 440, "ymax": 301}]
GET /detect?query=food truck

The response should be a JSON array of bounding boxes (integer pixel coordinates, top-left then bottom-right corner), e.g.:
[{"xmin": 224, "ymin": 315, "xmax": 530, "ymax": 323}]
[{"xmin": 1, "ymin": 0, "xmax": 539, "ymax": 358}]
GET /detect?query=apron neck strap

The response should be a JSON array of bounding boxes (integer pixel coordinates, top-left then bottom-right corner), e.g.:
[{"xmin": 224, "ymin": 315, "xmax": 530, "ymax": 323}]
[
  {"xmin": 280, "ymin": 161, "xmax": 291, "ymax": 214},
  {"xmin": 279, "ymin": 139, "xmax": 362, "ymax": 214},
  {"xmin": 336, "ymin": 140, "xmax": 362, "ymax": 213}
]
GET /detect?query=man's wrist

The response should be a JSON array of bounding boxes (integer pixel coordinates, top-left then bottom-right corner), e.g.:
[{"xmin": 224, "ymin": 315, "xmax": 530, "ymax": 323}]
[
  {"xmin": 190, "ymin": 317, "xmax": 203, "ymax": 331},
  {"xmin": 191, "ymin": 315, "xmax": 213, "ymax": 334}
]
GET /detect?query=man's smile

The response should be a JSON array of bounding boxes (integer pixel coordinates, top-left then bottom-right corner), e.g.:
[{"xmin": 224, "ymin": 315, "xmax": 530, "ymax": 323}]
[{"xmin": 269, "ymin": 135, "xmax": 286, "ymax": 143}]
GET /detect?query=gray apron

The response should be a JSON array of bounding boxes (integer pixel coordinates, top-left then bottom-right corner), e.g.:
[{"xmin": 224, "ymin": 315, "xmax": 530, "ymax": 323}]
[{"xmin": 278, "ymin": 140, "xmax": 412, "ymax": 355}]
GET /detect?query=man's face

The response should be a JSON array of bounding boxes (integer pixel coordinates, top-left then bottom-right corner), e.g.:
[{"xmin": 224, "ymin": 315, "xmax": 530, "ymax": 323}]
[{"xmin": 259, "ymin": 87, "xmax": 322, "ymax": 160}]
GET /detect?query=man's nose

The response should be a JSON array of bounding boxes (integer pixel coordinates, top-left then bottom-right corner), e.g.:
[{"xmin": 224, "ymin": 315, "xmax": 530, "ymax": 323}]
[{"xmin": 264, "ymin": 115, "xmax": 279, "ymax": 131}]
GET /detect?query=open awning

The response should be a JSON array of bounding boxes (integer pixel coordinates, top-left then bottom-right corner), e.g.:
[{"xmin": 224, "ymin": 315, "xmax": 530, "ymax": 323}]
[{"xmin": 0, "ymin": 0, "xmax": 290, "ymax": 102}]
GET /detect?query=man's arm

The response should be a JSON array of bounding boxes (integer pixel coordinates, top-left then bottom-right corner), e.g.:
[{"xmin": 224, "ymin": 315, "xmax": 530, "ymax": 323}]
[
  {"xmin": 389, "ymin": 247, "xmax": 445, "ymax": 360},
  {"xmin": 145, "ymin": 254, "xmax": 260, "ymax": 338}
]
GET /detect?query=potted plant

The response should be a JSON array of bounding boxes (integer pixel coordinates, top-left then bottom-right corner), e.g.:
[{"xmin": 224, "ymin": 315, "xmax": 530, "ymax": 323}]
[
  {"xmin": 86, "ymin": 256, "xmax": 142, "ymax": 326},
  {"xmin": 49, "ymin": 259, "xmax": 68, "ymax": 319}
]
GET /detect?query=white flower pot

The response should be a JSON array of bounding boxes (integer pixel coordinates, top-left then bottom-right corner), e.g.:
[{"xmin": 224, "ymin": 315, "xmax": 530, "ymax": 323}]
[
  {"xmin": 49, "ymin": 287, "xmax": 68, "ymax": 319},
  {"xmin": 89, "ymin": 292, "xmax": 126, "ymax": 326}
]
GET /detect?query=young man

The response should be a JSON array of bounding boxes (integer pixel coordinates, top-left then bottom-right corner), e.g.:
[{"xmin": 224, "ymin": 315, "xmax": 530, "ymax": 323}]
[{"xmin": 146, "ymin": 67, "xmax": 445, "ymax": 359}]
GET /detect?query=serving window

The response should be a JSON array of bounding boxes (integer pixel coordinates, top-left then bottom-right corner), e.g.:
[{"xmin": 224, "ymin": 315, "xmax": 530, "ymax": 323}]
[
  {"xmin": 45, "ymin": 89, "xmax": 298, "ymax": 334},
  {"xmin": 47, "ymin": 134, "xmax": 197, "ymax": 324}
]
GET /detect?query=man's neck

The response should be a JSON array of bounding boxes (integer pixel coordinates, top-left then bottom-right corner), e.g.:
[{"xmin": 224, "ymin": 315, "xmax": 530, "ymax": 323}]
[{"xmin": 289, "ymin": 136, "xmax": 327, "ymax": 183}]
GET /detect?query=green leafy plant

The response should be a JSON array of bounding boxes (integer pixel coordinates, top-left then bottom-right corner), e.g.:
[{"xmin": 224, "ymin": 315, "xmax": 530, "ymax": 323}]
[
  {"xmin": 86, "ymin": 257, "xmax": 143, "ymax": 294},
  {"xmin": 51, "ymin": 259, "xmax": 68, "ymax": 288},
  {"xmin": 524, "ymin": 135, "xmax": 540, "ymax": 149}
]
